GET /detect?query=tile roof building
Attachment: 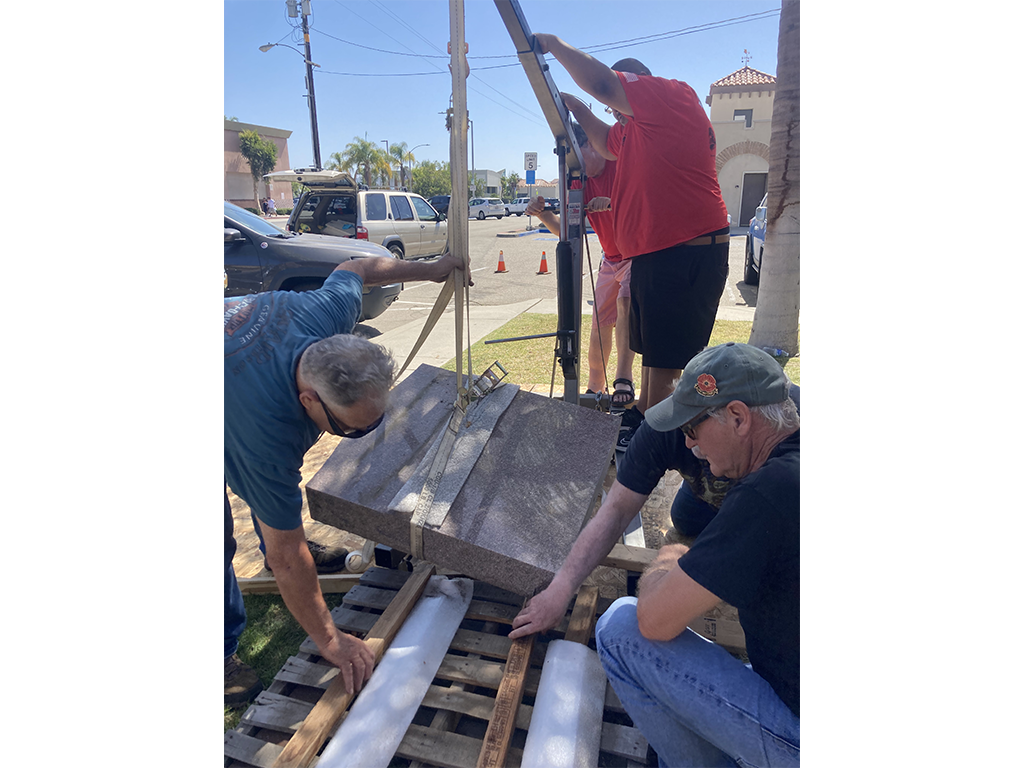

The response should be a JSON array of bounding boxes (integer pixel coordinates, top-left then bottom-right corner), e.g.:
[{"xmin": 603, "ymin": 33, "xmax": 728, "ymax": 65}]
[{"xmin": 706, "ymin": 66, "xmax": 777, "ymax": 228}]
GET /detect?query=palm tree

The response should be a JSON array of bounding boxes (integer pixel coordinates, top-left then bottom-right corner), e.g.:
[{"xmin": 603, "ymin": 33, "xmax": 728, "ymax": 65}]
[
  {"xmin": 748, "ymin": 0, "xmax": 799, "ymax": 358},
  {"xmin": 325, "ymin": 151, "xmax": 352, "ymax": 175},
  {"xmin": 397, "ymin": 144, "xmax": 420, "ymax": 189},
  {"xmin": 340, "ymin": 137, "xmax": 379, "ymax": 187}
]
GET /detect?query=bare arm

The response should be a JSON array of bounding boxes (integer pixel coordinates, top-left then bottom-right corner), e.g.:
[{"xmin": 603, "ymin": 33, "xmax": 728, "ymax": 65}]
[
  {"xmin": 335, "ymin": 252, "xmax": 468, "ymax": 286},
  {"xmin": 509, "ymin": 480, "xmax": 647, "ymax": 638},
  {"xmin": 534, "ymin": 33, "xmax": 632, "ymax": 116},
  {"xmin": 635, "ymin": 544, "xmax": 721, "ymax": 641},
  {"xmin": 526, "ymin": 195, "xmax": 559, "ymax": 232},
  {"xmin": 261, "ymin": 523, "xmax": 375, "ymax": 694},
  {"xmin": 560, "ymin": 93, "xmax": 616, "ymax": 161}
]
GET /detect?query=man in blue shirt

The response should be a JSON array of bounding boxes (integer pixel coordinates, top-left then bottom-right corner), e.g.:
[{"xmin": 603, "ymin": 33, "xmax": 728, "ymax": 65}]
[{"xmin": 225, "ymin": 252, "xmax": 464, "ymax": 705}]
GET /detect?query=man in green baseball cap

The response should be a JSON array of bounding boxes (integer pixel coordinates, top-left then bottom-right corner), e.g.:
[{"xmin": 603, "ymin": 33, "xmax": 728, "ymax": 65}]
[{"xmin": 594, "ymin": 341, "xmax": 800, "ymax": 766}]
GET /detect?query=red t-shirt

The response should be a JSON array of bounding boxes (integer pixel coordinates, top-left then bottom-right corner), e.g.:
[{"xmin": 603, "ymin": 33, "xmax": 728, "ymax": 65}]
[
  {"xmin": 606, "ymin": 71, "xmax": 728, "ymax": 258},
  {"xmin": 582, "ymin": 160, "xmax": 621, "ymax": 261}
]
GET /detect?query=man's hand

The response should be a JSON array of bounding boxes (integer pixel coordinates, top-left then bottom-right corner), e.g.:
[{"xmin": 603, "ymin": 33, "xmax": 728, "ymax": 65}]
[
  {"xmin": 586, "ymin": 197, "xmax": 611, "ymax": 213},
  {"xmin": 533, "ymin": 32, "xmax": 556, "ymax": 55},
  {"xmin": 430, "ymin": 252, "xmax": 472, "ymax": 285},
  {"xmin": 560, "ymin": 92, "xmax": 588, "ymax": 116},
  {"xmin": 509, "ymin": 583, "xmax": 572, "ymax": 639},
  {"xmin": 317, "ymin": 630, "xmax": 376, "ymax": 695},
  {"xmin": 525, "ymin": 195, "xmax": 546, "ymax": 217}
]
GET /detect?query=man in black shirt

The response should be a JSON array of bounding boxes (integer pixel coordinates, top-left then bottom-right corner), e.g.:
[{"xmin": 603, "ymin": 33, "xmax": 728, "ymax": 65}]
[{"xmin": 594, "ymin": 342, "xmax": 800, "ymax": 766}]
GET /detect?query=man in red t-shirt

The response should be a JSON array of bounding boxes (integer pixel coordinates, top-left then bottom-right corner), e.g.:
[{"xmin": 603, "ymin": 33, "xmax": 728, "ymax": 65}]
[
  {"xmin": 534, "ymin": 34, "xmax": 731, "ymax": 447},
  {"xmin": 526, "ymin": 122, "xmax": 636, "ymax": 414}
]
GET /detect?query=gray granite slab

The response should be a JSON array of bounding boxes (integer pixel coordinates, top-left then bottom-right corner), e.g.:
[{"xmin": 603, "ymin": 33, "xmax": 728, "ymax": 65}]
[{"xmin": 305, "ymin": 364, "xmax": 619, "ymax": 595}]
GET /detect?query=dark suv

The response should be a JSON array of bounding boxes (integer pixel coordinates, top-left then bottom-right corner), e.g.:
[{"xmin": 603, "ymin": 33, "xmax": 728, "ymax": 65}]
[
  {"xmin": 428, "ymin": 195, "xmax": 451, "ymax": 215},
  {"xmin": 223, "ymin": 201, "xmax": 401, "ymax": 321}
]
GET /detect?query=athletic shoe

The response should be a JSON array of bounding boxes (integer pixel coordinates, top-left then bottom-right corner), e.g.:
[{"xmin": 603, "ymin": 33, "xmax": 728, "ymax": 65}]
[
  {"xmin": 615, "ymin": 409, "xmax": 644, "ymax": 455},
  {"xmin": 225, "ymin": 653, "xmax": 263, "ymax": 706},
  {"xmin": 264, "ymin": 539, "xmax": 349, "ymax": 574}
]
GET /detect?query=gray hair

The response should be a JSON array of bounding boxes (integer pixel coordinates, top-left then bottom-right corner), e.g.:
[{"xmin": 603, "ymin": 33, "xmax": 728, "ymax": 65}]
[
  {"xmin": 708, "ymin": 395, "xmax": 800, "ymax": 433},
  {"xmin": 298, "ymin": 334, "xmax": 395, "ymax": 410}
]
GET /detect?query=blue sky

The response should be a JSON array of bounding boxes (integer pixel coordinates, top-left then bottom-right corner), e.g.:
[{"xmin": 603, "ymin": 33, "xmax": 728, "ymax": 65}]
[{"xmin": 224, "ymin": 0, "xmax": 782, "ymax": 180}]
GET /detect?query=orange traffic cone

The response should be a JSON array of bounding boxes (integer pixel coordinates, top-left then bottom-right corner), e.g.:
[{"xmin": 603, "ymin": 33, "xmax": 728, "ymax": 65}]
[
  {"xmin": 495, "ymin": 250, "xmax": 508, "ymax": 273},
  {"xmin": 537, "ymin": 250, "xmax": 550, "ymax": 275}
]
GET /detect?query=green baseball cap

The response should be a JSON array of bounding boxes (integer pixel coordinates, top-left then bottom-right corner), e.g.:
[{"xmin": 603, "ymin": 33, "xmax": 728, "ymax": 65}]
[{"xmin": 645, "ymin": 342, "xmax": 789, "ymax": 432}]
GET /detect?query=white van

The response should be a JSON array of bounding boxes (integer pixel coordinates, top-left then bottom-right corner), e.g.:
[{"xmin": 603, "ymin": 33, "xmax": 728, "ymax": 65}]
[{"xmin": 268, "ymin": 169, "xmax": 449, "ymax": 259}]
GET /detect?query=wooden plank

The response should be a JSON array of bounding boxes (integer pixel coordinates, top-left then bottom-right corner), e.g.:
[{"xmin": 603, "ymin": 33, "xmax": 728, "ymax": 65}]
[
  {"xmin": 240, "ymin": 691, "xmax": 315, "ymax": 733},
  {"xmin": 274, "ymin": 657, "xmax": 338, "ymax": 691},
  {"xmin": 396, "ymin": 724, "xmax": 526, "ymax": 768},
  {"xmin": 272, "ymin": 562, "xmax": 437, "ymax": 768},
  {"xmin": 421, "ymin": 684, "xmax": 534, "ymax": 731},
  {"xmin": 476, "ymin": 634, "xmax": 535, "ymax": 768},
  {"xmin": 435, "ymin": 654, "xmax": 544, "ymax": 696},
  {"xmin": 563, "ymin": 585, "xmax": 600, "ymax": 645},
  {"xmin": 599, "ymin": 722, "xmax": 649, "ymax": 761},
  {"xmin": 224, "ymin": 730, "xmax": 285, "ymax": 768},
  {"xmin": 238, "ymin": 573, "xmax": 362, "ymax": 596},
  {"xmin": 602, "ymin": 543, "xmax": 657, "ymax": 572}
]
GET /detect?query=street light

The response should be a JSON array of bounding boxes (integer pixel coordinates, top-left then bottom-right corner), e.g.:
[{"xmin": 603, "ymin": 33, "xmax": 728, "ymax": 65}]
[
  {"xmin": 259, "ymin": 35, "xmax": 321, "ymax": 170},
  {"xmin": 399, "ymin": 143, "xmax": 429, "ymax": 190}
]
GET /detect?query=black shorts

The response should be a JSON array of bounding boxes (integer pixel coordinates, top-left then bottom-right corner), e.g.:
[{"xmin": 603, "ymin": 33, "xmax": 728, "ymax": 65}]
[{"xmin": 628, "ymin": 231, "xmax": 730, "ymax": 369}]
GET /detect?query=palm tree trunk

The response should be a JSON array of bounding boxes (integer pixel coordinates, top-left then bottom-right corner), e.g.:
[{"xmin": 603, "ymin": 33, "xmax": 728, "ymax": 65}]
[{"xmin": 748, "ymin": 0, "xmax": 800, "ymax": 357}]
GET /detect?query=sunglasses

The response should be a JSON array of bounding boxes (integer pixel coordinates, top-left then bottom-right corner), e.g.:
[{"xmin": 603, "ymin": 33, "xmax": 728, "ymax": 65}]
[
  {"xmin": 680, "ymin": 409, "xmax": 716, "ymax": 441},
  {"xmin": 317, "ymin": 393, "xmax": 384, "ymax": 438}
]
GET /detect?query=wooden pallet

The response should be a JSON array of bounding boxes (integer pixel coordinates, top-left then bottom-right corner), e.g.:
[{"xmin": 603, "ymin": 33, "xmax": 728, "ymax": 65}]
[{"xmin": 225, "ymin": 566, "xmax": 652, "ymax": 768}]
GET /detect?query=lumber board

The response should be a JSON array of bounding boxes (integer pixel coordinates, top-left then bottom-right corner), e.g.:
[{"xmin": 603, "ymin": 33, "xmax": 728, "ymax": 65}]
[
  {"xmin": 600, "ymin": 721, "xmax": 650, "ymax": 761},
  {"xmin": 224, "ymin": 730, "xmax": 286, "ymax": 768},
  {"xmin": 272, "ymin": 562, "xmax": 436, "ymax": 768},
  {"xmin": 435, "ymin": 654, "xmax": 544, "ymax": 696},
  {"xmin": 564, "ymin": 585, "xmax": 600, "ymax": 645},
  {"xmin": 476, "ymin": 633, "xmax": 535, "ymax": 768},
  {"xmin": 241, "ymin": 691, "xmax": 315, "ymax": 733},
  {"xmin": 602, "ymin": 542, "xmax": 657, "ymax": 572},
  {"xmin": 238, "ymin": 573, "xmax": 361, "ymax": 596},
  {"xmin": 274, "ymin": 657, "xmax": 338, "ymax": 691},
  {"xmin": 397, "ymin": 724, "xmax": 525, "ymax": 768}
]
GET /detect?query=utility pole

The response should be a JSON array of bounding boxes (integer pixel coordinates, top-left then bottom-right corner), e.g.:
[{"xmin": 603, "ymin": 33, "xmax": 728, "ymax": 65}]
[{"xmin": 298, "ymin": 1, "xmax": 322, "ymax": 170}]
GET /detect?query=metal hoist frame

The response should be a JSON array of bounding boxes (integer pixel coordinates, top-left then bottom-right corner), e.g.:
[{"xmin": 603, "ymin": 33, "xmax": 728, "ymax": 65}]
[{"xmin": 490, "ymin": 0, "xmax": 588, "ymax": 406}]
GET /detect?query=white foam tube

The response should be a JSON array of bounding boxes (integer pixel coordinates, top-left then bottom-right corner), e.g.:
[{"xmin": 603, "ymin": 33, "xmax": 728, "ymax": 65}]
[
  {"xmin": 520, "ymin": 640, "xmax": 608, "ymax": 768},
  {"xmin": 316, "ymin": 576, "xmax": 474, "ymax": 768}
]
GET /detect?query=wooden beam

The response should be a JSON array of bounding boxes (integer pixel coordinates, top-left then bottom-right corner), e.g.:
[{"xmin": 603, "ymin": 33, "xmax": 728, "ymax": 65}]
[
  {"xmin": 238, "ymin": 572, "xmax": 362, "ymax": 595},
  {"xmin": 272, "ymin": 562, "xmax": 436, "ymax": 768},
  {"xmin": 564, "ymin": 586, "xmax": 600, "ymax": 645},
  {"xmin": 601, "ymin": 543, "xmax": 657, "ymax": 572},
  {"xmin": 475, "ymin": 627, "xmax": 535, "ymax": 768}
]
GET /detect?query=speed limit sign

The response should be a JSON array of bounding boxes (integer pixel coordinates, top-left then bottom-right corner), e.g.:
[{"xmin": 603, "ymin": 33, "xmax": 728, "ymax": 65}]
[{"xmin": 524, "ymin": 152, "xmax": 537, "ymax": 171}]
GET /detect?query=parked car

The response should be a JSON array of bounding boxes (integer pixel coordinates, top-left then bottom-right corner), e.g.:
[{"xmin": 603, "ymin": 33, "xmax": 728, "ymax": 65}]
[
  {"xmin": 507, "ymin": 197, "xmax": 532, "ymax": 216},
  {"xmin": 468, "ymin": 197, "xmax": 505, "ymax": 220},
  {"xmin": 545, "ymin": 197, "xmax": 561, "ymax": 215},
  {"xmin": 223, "ymin": 201, "xmax": 401, "ymax": 321},
  {"xmin": 427, "ymin": 194, "xmax": 450, "ymax": 215},
  {"xmin": 744, "ymin": 193, "xmax": 767, "ymax": 285},
  {"xmin": 268, "ymin": 169, "xmax": 449, "ymax": 260}
]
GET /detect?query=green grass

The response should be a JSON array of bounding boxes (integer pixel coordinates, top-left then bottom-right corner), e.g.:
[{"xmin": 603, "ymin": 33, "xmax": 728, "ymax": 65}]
[
  {"xmin": 443, "ymin": 314, "xmax": 799, "ymax": 388},
  {"xmin": 224, "ymin": 592, "xmax": 347, "ymax": 731}
]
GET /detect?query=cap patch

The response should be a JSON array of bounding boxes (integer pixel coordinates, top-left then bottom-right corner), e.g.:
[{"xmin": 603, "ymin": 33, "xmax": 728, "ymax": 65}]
[{"xmin": 695, "ymin": 373, "xmax": 718, "ymax": 397}]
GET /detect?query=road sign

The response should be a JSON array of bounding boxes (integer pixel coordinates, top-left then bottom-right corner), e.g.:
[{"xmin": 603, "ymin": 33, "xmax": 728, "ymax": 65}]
[{"xmin": 524, "ymin": 152, "xmax": 537, "ymax": 171}]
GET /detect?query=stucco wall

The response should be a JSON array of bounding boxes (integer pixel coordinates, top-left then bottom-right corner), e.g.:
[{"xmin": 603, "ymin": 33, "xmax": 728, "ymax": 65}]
[
  {"xmin": 718, "ymin": 155, "xmax": 769, "ymax": 226},
  {"xmin": 225, "ymin": 121, "xmax": 294, "ymax": 211}
]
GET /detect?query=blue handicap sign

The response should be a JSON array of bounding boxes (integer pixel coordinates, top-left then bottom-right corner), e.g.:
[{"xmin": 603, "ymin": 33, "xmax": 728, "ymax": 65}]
[{"xmin": 526, "ymin": 170, "xmax": 535, "ymax": 185}]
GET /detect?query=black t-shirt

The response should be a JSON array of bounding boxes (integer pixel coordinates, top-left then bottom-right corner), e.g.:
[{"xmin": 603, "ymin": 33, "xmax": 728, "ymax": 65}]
[{"xmin": 680, "ymin": 431, "xmax": 800, "ymax": 716}]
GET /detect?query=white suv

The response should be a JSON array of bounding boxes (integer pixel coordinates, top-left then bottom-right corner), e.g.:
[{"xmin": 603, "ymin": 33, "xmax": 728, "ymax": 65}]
[
  {"xmin": 269, "ymin": 169, "xmax": 449, "ymax": 259},
  {"xmin": 507, "ymin": 197, "xmax": 532, "ymax": 216},
  {"xmin": 468, "ymin": 197, "xmax": 505, "ymax": 220}
]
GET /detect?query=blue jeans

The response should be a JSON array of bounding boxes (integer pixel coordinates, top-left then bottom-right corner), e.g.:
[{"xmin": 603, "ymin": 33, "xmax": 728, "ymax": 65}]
[
  {"xmin": 671, "ymin": 482, "xmax": 718, "ymax": 537},
  {"xmin": 596, "ymin": 598, "xmax": 799, "ymax": 767},
  {"xmin": 225, "ymin": 488, "xmax": 247, "ymax": 658}
]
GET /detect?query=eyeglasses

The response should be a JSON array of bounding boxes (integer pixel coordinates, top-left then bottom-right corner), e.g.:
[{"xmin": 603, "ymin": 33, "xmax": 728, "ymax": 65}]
[
  {"xmin": 680, "ymin": 409, "xmax": 716, "ymax": 441},
  {"xmin": 316, "ymin": 393, "xmax": 384, "ymax": 439}
]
